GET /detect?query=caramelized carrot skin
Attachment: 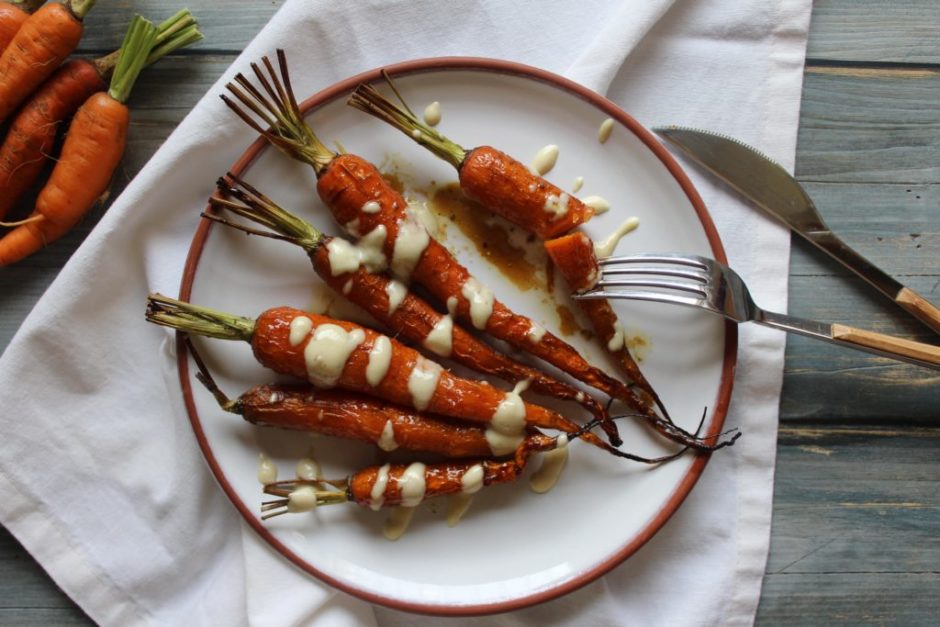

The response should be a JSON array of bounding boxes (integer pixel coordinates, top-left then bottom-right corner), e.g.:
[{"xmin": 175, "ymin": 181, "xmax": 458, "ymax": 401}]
[
  {"xmin": 0, "ymin": 93, "xmax": 127, "ymax": 265},
  {"xmin": 309, "ymin": 243, "xmax": 605, "ymax": 416},
  {"xmin": 249, "ymin": 307, "xmax": 569, "ymax": 431},
  {"xmin": 546, "ymin": 231, "xmax": 654, "ymax": 401},
  {"xmin": 0, "ymin": 2, "xmax": 84, "ymax": 122},
  {"xmin": 348, "ymin": 458, "xmax": 524, "ymax": 508},
  {"xmin": 241, "ymin": 383, "xmax": 510, "ymax": 458},
  {"xmin": 0, "ymin": 59, "xmax": 105, "ymax": 219},
  {"xmin": 459, "ymin": 146, "xmax": 595, "ymax": 239},
  {"xmin": 0, "ymin": 3, "xmax": 30, "ymax": 53}
]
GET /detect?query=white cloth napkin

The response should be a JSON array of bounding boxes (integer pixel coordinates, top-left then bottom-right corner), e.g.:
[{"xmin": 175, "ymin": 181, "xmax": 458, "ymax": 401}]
[{"xmin": 0, "ymin": 0, "xmax": 812, "ymax": 624}]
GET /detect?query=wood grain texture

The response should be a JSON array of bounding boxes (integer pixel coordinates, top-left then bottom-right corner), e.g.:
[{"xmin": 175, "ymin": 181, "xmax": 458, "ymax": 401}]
[{"xmin": 1, "ymin": 0, "xmax": 940, "ymax": 624}]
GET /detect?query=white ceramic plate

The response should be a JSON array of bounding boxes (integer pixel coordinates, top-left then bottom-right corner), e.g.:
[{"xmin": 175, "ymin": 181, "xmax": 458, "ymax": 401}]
[{"xmin": 178, "ymin": 59, "xmax": 734, "ymax": 615}]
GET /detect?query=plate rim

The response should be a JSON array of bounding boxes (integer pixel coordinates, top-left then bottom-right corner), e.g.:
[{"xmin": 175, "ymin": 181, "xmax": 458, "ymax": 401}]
[{"xmin": 176, "ymin": 56, "xmax": 737, "ymax": 616}]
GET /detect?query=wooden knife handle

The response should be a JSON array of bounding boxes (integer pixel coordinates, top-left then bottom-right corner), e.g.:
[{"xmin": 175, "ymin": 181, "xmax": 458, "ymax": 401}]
[
  {"xmin": 895, "ymin": 287, "xmax": 940, "ymax": 335},
  {"xmin": 831, "ymin": 323, "xmax": 940, "ymax": 368}
]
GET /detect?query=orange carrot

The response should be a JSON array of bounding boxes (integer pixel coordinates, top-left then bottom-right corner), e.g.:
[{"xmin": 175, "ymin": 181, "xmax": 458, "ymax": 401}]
[
  {"xmin": 146, "ymin": 295, "xmax": 666, "ymax": 462},
  {"xmin": 0, "ymin": 10, "xmax": 202, "ymax": 221},
  {"xmin": 0, "ymin": 0, "xmax": 94, "ymax": 123},
  {"xmin": 0, "ymin": 1, "xmax": 43, "ymax": 53}
]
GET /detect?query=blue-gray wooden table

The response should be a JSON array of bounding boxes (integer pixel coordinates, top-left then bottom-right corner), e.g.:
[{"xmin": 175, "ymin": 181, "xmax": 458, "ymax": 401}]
[{"xmin": 1, "ymin": 1, "xmax": 938, "ymax": 624}]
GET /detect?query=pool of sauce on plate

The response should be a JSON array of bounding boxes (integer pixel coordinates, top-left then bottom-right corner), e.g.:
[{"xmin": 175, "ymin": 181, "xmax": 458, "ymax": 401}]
[{"xmin": 428, "ymin": 183, "xmax": 546, "ymax": 293}]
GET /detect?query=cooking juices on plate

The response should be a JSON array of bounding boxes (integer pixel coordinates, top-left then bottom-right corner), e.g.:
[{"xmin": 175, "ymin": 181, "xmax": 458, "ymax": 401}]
[{"xmin": 148, "ymin": 50, "xmax": 738, "ymax": 540}]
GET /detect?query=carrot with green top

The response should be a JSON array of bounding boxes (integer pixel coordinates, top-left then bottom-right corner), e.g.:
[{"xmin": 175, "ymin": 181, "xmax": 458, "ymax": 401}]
[
  {"xmin": 0, "ymin": 9, "xmax": 202, "ymax": 221},
  {"xmin": 0, "ymin": 0, "xmax": 95, "ymax": 123},
  {"xmin": 205, "ymin": 173, "xmax": 610, "ymax": 425},
  {"xmin": 146, "ymin": 294, "xmax": 672, "ymax": 463},
  {"xmin": 0, "ymin": 15, "xmax": 157, "ymax": 265},
  {"xmin": 0, "ymin": 1, "xmax": 44, "ymax": 53}
]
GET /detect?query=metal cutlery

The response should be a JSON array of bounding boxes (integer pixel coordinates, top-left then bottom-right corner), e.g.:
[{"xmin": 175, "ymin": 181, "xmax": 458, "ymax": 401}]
[
  {"xmin": 654, "ymin": 126, "xmax": 940, "ymax": 335},
  {"xmin": 574, "ymin": 253, "xmax": 940, "ymax": 370}
]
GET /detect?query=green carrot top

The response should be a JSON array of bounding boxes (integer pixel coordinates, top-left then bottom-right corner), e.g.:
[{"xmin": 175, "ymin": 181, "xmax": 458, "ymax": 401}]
[
  {"xmin": 67, "ymin": 0, "xmax": 96, "ymax": 20},
  {"xmin": 108, "ymin": 15, "xmax": 158, "ymax": 103}
]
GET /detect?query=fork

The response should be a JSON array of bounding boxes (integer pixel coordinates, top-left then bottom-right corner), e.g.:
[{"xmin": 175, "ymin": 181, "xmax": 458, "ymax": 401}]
[{"xmin": 573, "ymin": 253, "xmax": 940, "ymax": 370}]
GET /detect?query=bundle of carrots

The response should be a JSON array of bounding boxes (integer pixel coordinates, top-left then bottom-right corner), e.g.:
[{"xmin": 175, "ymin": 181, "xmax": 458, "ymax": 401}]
[
  {"xmin": 0, "ymin": 6, "xmax": 202, "ymax": 265},
  {"xmin": 138, "ymin": 50, "xmax": 740, "ymax": 539}
]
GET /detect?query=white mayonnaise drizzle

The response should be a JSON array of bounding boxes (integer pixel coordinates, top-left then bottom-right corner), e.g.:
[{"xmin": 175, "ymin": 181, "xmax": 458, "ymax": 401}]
[
  {"xmin": 383, "ymin": 506, "xmax": 415, "ymax": 540},
  {"xmin": 303, "ymin": 324, "xmax": 366, "ymax": 387},
  {"xmin": 544, "ymin": 193, "xmax": 570, "ymax": 219},
  {"xmin": 446, "ymin": 296, "xmax": 458, "ymax": 316},
  {"xmin": 572, "ymin": 176, "xmax": 584, "ymax": 193},
  {"xmin": 391, "ymin": 216, "xmax": 430, "ymax": 281},
  {"xmin": 410, "ymin": 129, "xmax": 423, "ymax": 141},
  {"xmin": 530, "ymin": 144, "xmax": 559, "ymax": 175},
  {"xmin": 461, "ymin": 463, "xmax": 485, "ymax": 494},
  {"xmin": 526, "ymin": 321, "xmax": 547, "ymax": 343},
  {"xmin": 594, "ymin": 217, "xmax": 640, "ymax": 258},
  {"xmin": 287, "ymin": 485, "xmax": 319, "ymax": 512},
  {"xmin": 326, "ymin": 225, "xmax": 388, "ymax": 275},
  {"xmin": 342, "ymin": 279, "xmax": 353, "ymax": 295},
  {"xmin": 423, "ymin": 101, "xmax": 442, "ymax": 126},
  {"xmin": 345, "ymin": 218, "xmax": 361, "ymax": 237},
  {"xmin": 423, "ymin": 315, "xmax": 453, "ymax": 357},
  {"xmin": 288, "ymin": 316, "xmax": 313, "ymax": 347},
  {"xmin": 491, "ymin": 386, "xmax": 528, "ymax": 435},
  {"xmin": 399, "ymin": 462, "xmax": 428, "ymax": 507},
  {"xmin": 407, "ymin": 357, "xmax": 442, "ymax": 410},
  {"xmin": 446, "ymin": 494, "xmax": 473, "ymax": 527},
  {"xmin": 407, "ymin": 199, "xmax": 438, "ymax": 234},
  {"xmin": 581, "ymin": 195, "xmax": 610, "ymax": 215},
  {"xmin": 378, "ymin": 419, "xmax": 398, "ymax": 452},
  {"xmin": 460, "ymin": 277, "xmax": 495, "ymax": 329},
  {"xmin": 385, "ymin": 280, "xmax": 408, "ymax": 315},
  {"xmin": 370, "ymin": 463, "xmax": 391, "ymax": 510},
  {"xmin": 365, "ymin": 336, "xmax": 392, "ymax": 387},
  {"xmin": 529, "ymin": 434, "xmax": 569, "ymax": 493},
  {"xmin": 257, "ymin": 453, "xmax": 277, "ymax": 485},
  {"xmin": 607, "ymin": 320, "xmax": 626, "ymax": 352},
  {"xmin": 485, "ymin": 428, "xmax": 525, "ymax": 456},
  {"xmin": 296, "ymin": 456, "xmax": 320, "ymax": 481},
  {"xmin": 361, "ymin": 200, "xmax": 381, "ymax": 214},
  {"xmin": 598, "ymin": 118, "xmax": 614, "ymax": 144}
]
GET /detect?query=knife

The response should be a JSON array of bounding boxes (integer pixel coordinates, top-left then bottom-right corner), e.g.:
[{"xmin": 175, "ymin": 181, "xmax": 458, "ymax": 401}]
[{"xmin": 654, "ymin": 126, "xmax": 940, "ymax": 335}]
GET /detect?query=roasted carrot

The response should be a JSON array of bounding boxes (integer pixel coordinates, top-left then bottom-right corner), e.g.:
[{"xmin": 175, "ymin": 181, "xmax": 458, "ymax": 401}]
[
  {"xmin": 544, "ymin": 230, "xmax": 668, "ymax": 415},
  {"xmin": 349, "ymin": 80, "xmax": 594, "ymax": 240},
  {"xmin": 206, "ymin": 173, "xmax": 609, "ymax": 424},
  {"xmin": 0, "ymin": 16, "xmax": 157, "ymax": 265},
  {"xmin": 0, "ymin": 0, "xmax": 94, "ymax": 123},
  {"xmin": 220, "ymin": 50, "xmax": 636, "ymax": 446},
  {"xmin": 146, "ymin": 294, "xmax": 675, "ymax": 462},
  {"xmin": 0, "ymin": 9, "xmax": 201, "ymax": 220},
  {"xmin": 0, "ymin": 1, "xmax": 43, "ymax": 53}
]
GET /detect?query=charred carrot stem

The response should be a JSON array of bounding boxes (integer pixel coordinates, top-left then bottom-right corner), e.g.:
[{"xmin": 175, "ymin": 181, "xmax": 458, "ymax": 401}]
[
  {"xmin": 207, "ymin": 173, "xmax": 611, "ymax": 425},
  {"xmin": 146, "ymin": 295, "xmax": 637, "ymax": 458}
]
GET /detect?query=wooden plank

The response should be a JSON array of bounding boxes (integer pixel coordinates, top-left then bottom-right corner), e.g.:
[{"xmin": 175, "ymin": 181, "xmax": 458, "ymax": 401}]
[
  {"xmin": 796, "ymin": 69, "xmax": 940, "ymax": 184},
  {"xmin": 758, "ymin": 426, "xmax": 940, "ymax": 625},
  {"xmin": 75, "ymin": 2, "xmax": 281, "ymax": 53},
  {"xmin": 807, "ymin": 0, "xmax": 940, "ymax": 64}
]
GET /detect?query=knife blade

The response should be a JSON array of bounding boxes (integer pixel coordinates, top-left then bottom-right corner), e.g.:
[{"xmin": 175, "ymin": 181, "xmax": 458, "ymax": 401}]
[{"xmin": 654, "ymin": 125, "xmax": 940, "ymax": 336}]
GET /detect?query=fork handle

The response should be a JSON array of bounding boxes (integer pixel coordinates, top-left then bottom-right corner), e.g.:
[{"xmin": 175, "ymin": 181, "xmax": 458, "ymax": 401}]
[
  {"xmin": 895, "ymin": 287, "xmax": 940, "ymax": 335},
  {"xmin": 830, "ymin": 323, "xmax": 940, "ymax": 368}
]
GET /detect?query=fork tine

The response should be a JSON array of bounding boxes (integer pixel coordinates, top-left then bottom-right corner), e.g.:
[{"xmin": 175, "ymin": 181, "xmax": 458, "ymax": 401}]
[
  {"xmin": 599, "ymin": 266, "xmax": 708, "ymax": 282},
  {"xmin": 599, "ymin": 253, "xmax": 710, "ymax": 270},
  {"xmin": 593, "ymin": 278, "xmax": 708, "ymax": 297},
  {"xmin": 573, "ymin": 289, "xmax": 707, "ymax": 309}
]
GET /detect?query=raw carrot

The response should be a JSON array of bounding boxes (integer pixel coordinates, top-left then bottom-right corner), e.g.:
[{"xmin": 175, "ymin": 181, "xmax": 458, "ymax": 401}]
[
  {"xmin": 349, "ymin": 81, "xmax": 594, "ymax": 239},
  {"xmin": 146, "ymin": 295, "xmax": 668, "ymax": 462},
  {"xmin": 0, "ymin": 1, "xmax": 43, "ymax": 54},
  {"xmin": 0, "ymin": 0, "xmax": 95, "ymax": 123},
  {"xmin": 207, "ymin": 174, "xmax": 609, "ymax": 424},
  {"xmin": 0, "ymin": 16, "xmax": 157, "ymax": 265},
  {"xmin": 0, "ymin": 9, "xmax": 202, "ymax": 220}
]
